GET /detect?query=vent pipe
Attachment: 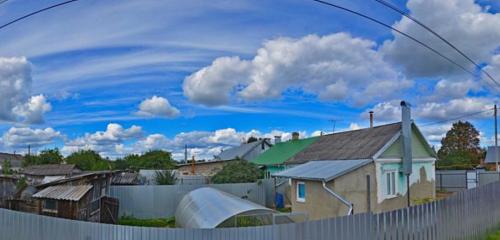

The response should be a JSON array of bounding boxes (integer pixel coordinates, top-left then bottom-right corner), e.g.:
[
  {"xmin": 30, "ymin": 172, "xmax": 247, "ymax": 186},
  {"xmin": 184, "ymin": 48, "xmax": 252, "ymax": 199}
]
[
  {"xmin": 401, "ymin": 101, "xmax": 412, "ymax": 207},
  {"xmin": 369, "ymin": 111, "xmax": 374, "ymax": 128}
]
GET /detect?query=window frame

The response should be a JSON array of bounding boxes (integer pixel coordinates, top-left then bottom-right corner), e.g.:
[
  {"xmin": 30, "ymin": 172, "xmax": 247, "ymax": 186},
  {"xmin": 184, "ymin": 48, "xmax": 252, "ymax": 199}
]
[
  {"xmin": 296, "ymin": 181, "xmax": 306, "ymax": 203},
  {"xmin": 384, "ymin": 170, "xmax": 398, "ymax": 198},
  {"xmin": 42, "ymin": 199, "xmax": 58, "ymax": 213}
]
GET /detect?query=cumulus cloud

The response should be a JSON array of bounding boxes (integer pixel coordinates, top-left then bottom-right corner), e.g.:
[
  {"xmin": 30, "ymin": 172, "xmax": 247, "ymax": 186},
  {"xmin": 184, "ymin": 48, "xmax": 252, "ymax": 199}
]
[
  {"xmin": 0, "ymin": 57, "xmax": 51, "ymax": 123},
  {"xmin": 2, "ymin": 127, "xmax": 61, "ymax": 148},
  {"xmin": 381, "ymin": 0, "xmax": 500, "ymax": 78},
  {"xmin": 136, "ymin": 96, "xmax": 180, "ymax": 118},
  {"xmin": 61, "ymin": 123, "xmax": 142, "ymax": 156},
  {"xmin": 184, "ymin": 33, "xmax": 410, "ymax": 106}
]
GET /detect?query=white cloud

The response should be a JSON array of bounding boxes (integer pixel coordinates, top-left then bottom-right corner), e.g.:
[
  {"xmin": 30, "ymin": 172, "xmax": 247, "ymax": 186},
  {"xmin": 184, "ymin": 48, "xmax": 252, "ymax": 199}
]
[
  {"xmin": 13, "ymin": 95, "xmax": 52, "ymax": 124},
  {"xmin": 184, "ymin": 33, "xmax": 410, "ymax": 106},
  {"xmin": 136, "ymin": 96, "xmax": 180, "ymax": 118},
  {"xmin": 2, "ymin": 127, "xmax": 61, "ymax": 148},
  {"xmin": 381, "ymin": 0, "xmax": 500, "ymax": 78}
]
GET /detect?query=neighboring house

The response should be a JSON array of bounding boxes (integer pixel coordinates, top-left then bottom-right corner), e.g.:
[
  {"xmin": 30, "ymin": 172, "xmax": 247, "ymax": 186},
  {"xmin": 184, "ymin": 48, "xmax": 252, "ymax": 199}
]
[
  {"xmin": 112, "ymin": 171, "xmax": 140, "ymax": 185},
  {"xmin": 252, "ymin": 135, "xmax": 319, "ymax": 177},
  {"xmin": 215, "ymin": 139, "xmax": 272, "ymax": 161},
  {"xmin": 31, "ymin": 171, "xmax": 117, "ymax": 223},
  {"xmin": 22, "ymin": 164, "xmax": 82, "ymax": 185},
  {"xmin": 483, "ymin": 146, "xmax": 500, "ymax": 171},
  {"xmin": 0, "ymin": 153, "xmax": 24, "ymax": 172},
  {"xmin": 274, "ymin": 121, "xmax": 437, "ymax": 221},
  {"xmin": 177, "ymin": 160, "xmax": 236, "ymax": 177}
]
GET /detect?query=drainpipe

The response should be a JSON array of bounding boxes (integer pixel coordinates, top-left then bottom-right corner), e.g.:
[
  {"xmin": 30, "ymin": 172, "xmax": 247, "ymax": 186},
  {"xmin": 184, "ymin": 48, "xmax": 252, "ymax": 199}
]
[{"xmin": 322, "ymin": 181, "xmax": 354, "ymax": 215}]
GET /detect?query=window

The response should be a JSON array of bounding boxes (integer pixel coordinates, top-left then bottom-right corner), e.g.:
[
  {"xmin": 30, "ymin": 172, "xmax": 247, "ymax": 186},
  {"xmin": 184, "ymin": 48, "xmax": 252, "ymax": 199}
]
[
  {"xmin": 42, "ymin": 199, "xmax": 58, "ymax": 213},
  {"xmin": 385, "ymin": 171, "xmax": 398, "ymax": 197},
  {"xmin": 296, "ymin": 182, "xmax": 306, "ymax": 202}
]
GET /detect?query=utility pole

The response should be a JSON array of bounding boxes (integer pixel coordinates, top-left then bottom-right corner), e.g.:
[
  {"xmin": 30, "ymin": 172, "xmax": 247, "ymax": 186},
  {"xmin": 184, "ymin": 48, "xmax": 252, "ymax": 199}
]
[
  {"xmin": 329, "ymin": 119, "xmax": 337, "ymax": 134},
  {"xmin": 495, "ymin": 104, "xmax": 498, "ymax": 172}
]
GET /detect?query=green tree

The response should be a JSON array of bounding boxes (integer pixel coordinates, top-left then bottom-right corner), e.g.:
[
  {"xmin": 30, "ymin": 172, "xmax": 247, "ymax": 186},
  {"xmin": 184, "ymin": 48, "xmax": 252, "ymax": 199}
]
[
  {"xmin": 437, "ymin": 121, "xmax": 483, "ymax": 168},
  {"xmin": 139, "ymin": 150, "xmax": 176, "ymax": 169},
  {"xmin": 211, "ymin": 160, "xmax": 263, "ymax": 184},
  {"xmin": 247, "ymin": 136, "xmax": 258, "ymax": 143},
  {"xmin": 154, "ymin": 170, "xmax": 177, "ymax": 185},
  {"xmin": 2, "ymin": 160, "xmax": 12, "ymax": 175},
  {"xmin": 22, "ymin": 148, "xmax": 63, "ymax": 166},
  {"xmin": 65, "ymin": 150, "xmax": 110, "ymax": 171}
]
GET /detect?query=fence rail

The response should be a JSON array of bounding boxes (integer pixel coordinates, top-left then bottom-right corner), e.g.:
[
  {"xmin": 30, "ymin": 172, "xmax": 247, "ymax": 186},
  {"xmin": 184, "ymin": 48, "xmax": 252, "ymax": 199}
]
[{"xmin": 2, "ymin": 179, "xmax": 500, "ymax": 239}]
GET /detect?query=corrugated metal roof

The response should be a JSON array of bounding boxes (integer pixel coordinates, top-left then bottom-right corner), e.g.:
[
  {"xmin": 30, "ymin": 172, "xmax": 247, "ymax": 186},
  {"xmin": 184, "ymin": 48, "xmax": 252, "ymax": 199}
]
[
  {"xmin": 216, "ymin": 139, "xmax": 271, "ymax": 161},
  {"xmin": 33, "ymin": 185, "xmax": 93, "ymax": 201},
  {"xmin": 272, "ymin": 159, "xmax": 372, "ymax": 182},
  {"xmin": 287, "ymin": 123, "xmax": 401, "ymax": 164},
  {"xmin": 175, "ymin": 187, "xmax": 274, "ymax": 228},
  {"xmin": 485, "ymin": 146, "xmax": 500, "ymax": 164},
  {"xmin": 252, "ymin": 137, "xmax": 319, "ymax": 166},
  {"xmin": 23, "ymin": 164, "xmax": 81, "ymax": 176},
  {"xmin": 0, "ymin": 152, "xmax": 23, "ymax": 168},
  {"xmin": 112, "ymin": 172, "xmax": 139, "ymax": 185}
]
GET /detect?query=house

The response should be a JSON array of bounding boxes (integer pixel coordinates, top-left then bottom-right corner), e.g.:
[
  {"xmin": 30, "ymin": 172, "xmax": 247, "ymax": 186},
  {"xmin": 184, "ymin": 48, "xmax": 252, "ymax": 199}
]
[
  {"xmin": 215, "ymin": 139, "xmax": 272, "ymax": 161},
  {"xmin": 177, "ymin": 160, "xmax": 236, "ymax": 177},
  {"xmin": 29, "ymin": 171, "xmax": 117, "ymax": 223},
  {"xmin": 252, "ymin": 134, "xmax": 319, "ymax": 177},
  {"xmin": 0, "ymin": 175, "xmax": 19, "ymax": 208},
  {"xmin": 22, "ymin": 164, "xmax": 82, "ymax": 185},
  {"xmin": 0, "ymin": 153, "xmax": 24, "ymax": 173},
  {"xmin": 274, "ymin": 120, "xmax": 436, "ymax": 221},
  {"xmin": 483, "ymin": 146, "xmax": 500, "ymax": 171}
]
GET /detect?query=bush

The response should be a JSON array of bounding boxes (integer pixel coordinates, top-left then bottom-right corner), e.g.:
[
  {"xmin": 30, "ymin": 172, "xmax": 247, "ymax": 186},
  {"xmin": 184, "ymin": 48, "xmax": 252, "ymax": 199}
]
[
  {"xmin": 211, "ymin": 160, "xmax": 264, "ymax": 184},
  {"xmin": 118, "ymin": 215, "xmax": 175, "ymax": 228},
  {"xmin": 154, "ymin": 170, "xmax": 177, "ymax": 185}
]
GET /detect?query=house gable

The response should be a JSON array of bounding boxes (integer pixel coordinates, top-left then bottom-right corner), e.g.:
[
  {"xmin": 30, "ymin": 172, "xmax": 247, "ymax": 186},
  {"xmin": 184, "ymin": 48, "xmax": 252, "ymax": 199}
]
[{"xmin": 379, "ymin": 125, "xmax": 436, "ymax": 160}]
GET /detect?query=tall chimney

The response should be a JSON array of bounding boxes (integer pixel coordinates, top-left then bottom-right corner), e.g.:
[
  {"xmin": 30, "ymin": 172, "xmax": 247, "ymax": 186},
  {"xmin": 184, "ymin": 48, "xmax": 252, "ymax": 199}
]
[
  {"xmin": 292, "ymin": 132, "xmax": 299, "ymax": 141},
  {"xmin": 274, "ymin": 136, "xmax": 282, "ymax": 144},
  {"xmin": 369, "ymin": 111, "xmax": 374, "ymax": 128}
]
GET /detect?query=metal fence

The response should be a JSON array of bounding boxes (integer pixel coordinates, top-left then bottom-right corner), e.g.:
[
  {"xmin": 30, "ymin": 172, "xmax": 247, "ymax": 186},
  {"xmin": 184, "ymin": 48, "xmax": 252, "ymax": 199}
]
[
  {"xmin": 2, "ymin": 180, "xmax": 500, "ymax": 239},
  {"xmin": 110, "ymin": 180, "xmax": 270, "ymax": 218},
  {"xmin": 436, "ymin": 170, "xmax": 500, "ymax": 192}
]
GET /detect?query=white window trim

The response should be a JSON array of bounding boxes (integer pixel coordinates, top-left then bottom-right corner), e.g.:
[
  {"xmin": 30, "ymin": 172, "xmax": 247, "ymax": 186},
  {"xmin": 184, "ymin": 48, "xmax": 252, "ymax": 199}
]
[
  {"xmin": 384, "ymin": 170, "xmax": 398, "ymax": 199},
  {"xmin": 296, "ymin": 181, "xmax": 306, "ymax": 203}
]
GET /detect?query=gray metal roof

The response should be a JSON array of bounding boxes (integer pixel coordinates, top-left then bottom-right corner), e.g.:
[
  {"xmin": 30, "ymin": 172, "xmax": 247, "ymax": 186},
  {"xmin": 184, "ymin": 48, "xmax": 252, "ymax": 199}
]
[
  {"xmin": 0, "ymin": 152, "xmax": 23, "ymax": 168},
  {"xmin": 485, "ymin": 146, "xmax": 500, "ymax": 164},
  {"xmin": 175, "ymin": 187, "xmax": 274, "ymax": 228},
  {"xmin": 272, "ymin": 159, "xmax": 372, "ymax": 182},
  {"xmin": 112, "ymin": 171, "xmax": 139, "ymax": 185},
  {"xmin": 215, "ymin": 139, "xmax": 271, "ymax": 161},
  {"xmin": 23, "ymin": 164, "xmax": 81, "ymax": 176},
  {"xmin": 286, "ymin": 123, "xmax": 401, "ymax": 164},
  {"xmin": 33, "ymin": 185, "xmax": 93, "ymax": 201}
]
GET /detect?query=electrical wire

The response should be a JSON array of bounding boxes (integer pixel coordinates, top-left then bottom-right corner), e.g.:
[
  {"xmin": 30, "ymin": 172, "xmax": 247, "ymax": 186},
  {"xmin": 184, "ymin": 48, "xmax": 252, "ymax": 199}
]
[
  {"xmin": 311, "ymin": 0, "xmax": 498, "ymax": 92},
  {"xmin": 0, "ymin": 0, "xmax": 81, "ymax": 31},
  {"xmin": 373, "ymin": 0, "xmax": 500, "ymax": 89},
  {"xmin": 420, "ymin": 108, "xmax": 494, "ymax": 127}
]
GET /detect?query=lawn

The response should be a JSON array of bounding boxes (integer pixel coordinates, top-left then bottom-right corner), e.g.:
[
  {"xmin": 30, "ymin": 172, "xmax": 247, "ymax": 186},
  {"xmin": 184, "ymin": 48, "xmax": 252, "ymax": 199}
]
[{"xmin": 118, "ymin": 215, "xmax": 175, "ymax": 228}]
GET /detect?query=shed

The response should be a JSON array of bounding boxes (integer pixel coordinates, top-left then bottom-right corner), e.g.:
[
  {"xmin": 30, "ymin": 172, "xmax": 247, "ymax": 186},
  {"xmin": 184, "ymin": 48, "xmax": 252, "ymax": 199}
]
[
  {"xmin": 175, "ymin": 187, "xmax": 274, "ymax": 228},
  {"xmin": 32, "ymin": 185, "xmax": 93, "ymax": 220}
]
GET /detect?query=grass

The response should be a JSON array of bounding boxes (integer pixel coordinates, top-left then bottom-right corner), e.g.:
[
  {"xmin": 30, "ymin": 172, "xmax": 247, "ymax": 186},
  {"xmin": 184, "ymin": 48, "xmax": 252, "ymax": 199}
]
[
  {"xmin": 486, "ymin": 230, "xmax": 500, "ymax": 240},
  {"xmin": 276, "ymin": 207, "xmax": 292, "ymax": 213},
  {"xmin": 118, "ymin": 215, "xmax": 175, "ymax": 228}
]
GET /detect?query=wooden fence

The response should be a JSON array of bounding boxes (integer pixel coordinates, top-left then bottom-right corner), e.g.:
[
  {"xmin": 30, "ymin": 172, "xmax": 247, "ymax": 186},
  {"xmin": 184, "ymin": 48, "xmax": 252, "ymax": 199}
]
[{"xmin": 1, "ymin": 180, "xmax": 500, "ymax": 239}]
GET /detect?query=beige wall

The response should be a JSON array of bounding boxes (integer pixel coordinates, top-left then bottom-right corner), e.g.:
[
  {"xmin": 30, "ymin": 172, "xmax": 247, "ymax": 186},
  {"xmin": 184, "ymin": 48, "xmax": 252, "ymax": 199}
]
[
  {"xmin": 177, "ymin": 161, "xmax": 232, "ymax": 177},
  {"xmin": 290, "ymin": 163, "xmax": 435, "ymax": 220}
]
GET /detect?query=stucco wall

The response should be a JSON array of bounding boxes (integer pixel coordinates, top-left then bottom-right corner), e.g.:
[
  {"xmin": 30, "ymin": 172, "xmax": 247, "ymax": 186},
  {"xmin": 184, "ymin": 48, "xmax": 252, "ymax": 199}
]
[{"xmin": 290, "ymin": 161, "xmax": 436, "ymax": 220}]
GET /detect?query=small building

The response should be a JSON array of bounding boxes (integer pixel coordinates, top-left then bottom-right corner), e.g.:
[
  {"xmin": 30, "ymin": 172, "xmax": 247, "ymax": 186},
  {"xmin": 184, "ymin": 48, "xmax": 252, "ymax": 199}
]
[
  {"xmin": 112, "ymin": 171, "xmax": 140, "ymax": 185},
  {"xmin": 0, "ymin": 175, "xmax": 19, "ymax": 208},
  {"xmin": 0, "ymin": 153, "xmax": 23, "ymax": 173},
  {"xmin": 215, "ymin": 139, "xmax": 272, "ymax": 161},
  {"xmin": 252, "ymin": 135, "xmax": 319, "ymax": 177},
  {"xmin": 22, "ymin": 164, "xmax": 82, "ymax": 185},
  {"xmin": 483, "ymin": 146, "xmax": 500, "ymax": 171},
  {"xmin": 177, "ymin": 160, "xmax": 237, "ymax": 177},
  {"xmin": 30, "ymin": 171, "xmax": 117, "ymax": 223},
  {"xmin": 274, "ymin": 121, "xmax": 436, "ymax": 220}
]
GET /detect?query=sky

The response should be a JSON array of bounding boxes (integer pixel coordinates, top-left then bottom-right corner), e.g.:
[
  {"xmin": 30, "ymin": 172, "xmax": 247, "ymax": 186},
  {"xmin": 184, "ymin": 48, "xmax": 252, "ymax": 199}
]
[{"xmin": 0, "ymin": 0, "xmax": 498, "ymax": 160}]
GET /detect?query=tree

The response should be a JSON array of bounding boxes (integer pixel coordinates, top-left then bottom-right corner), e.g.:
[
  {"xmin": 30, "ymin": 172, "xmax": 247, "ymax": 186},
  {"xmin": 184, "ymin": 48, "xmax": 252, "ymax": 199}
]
[
  {"xmin": 22, "ymin": 148, "xmax": 63, "ymax": 166},
  {"xmin": 120, "ymin": 150, "xmax": 176, "ymax": 170},
  {"xmin": 437, "ymin": 121, "xmax": 483, "ymax": 168},
  {"xmin": 211, "ymin": 160, "xmax": 263, "ymax": 184},
  {"xmin": 154, "ymin": 170, "xmax": 177, "ymax": 185},
  {"xmin": 247, "ymin": 136, "xmax": 258, "ymax": 143},
  {"xmin": 65, "ymin": 150, "xmax": 110, "ymax": 171},
  {"xmin": 2, "ymin": 160, "xmax": 12, "ymax": 175}
]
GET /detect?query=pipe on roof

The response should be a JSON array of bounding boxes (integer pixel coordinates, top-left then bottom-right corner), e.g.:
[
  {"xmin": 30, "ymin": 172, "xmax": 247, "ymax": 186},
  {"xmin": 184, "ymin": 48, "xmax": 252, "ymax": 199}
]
[{"xmin": 322, "ymin": 181, "xmax": 353, "ymax": 216}]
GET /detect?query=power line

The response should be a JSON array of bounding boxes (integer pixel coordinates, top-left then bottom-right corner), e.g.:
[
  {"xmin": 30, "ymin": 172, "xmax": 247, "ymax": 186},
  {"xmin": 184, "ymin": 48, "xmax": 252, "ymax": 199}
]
[
  {"xmin": 373, "ymin": 0, "xmax": 500, "ymax": 89},
  {"xmin": 420, "ymin": 108, "xmax": 494, "ymax": 127},
  {"xmin": 0, "ymin": 0, "xmax": 81, "ymax": 31},
  {"xmin": 311, "ymin": 0, "xmax": 498, "ymax": 92}
]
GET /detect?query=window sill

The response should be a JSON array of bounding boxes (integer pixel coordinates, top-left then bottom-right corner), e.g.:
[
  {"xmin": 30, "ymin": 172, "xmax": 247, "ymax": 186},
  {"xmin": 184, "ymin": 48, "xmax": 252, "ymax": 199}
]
[{"xmin": 296, "ymin": 199, "xmax": 306, "ymax": 203}]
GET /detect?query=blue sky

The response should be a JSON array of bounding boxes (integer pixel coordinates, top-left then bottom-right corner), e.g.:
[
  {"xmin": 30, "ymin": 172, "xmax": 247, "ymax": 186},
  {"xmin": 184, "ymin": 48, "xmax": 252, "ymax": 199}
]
[{"xmin": 0, "ymin": 0, "xmax": 498, "ymax": 160}]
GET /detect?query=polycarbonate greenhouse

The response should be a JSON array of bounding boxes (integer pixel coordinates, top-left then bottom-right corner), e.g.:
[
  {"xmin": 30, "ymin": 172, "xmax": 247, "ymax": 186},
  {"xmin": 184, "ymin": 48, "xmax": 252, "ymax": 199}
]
[{"xmin": 175, "ymin": 187, "xmax": 275, "ymax": 228}]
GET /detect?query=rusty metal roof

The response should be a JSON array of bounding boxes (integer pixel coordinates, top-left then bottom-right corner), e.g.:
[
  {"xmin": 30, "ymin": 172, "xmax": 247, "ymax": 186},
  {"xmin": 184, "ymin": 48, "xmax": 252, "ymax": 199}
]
[{"xmin": 33, "ymin": 185, "xmax": 93, "ymax": 201}]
